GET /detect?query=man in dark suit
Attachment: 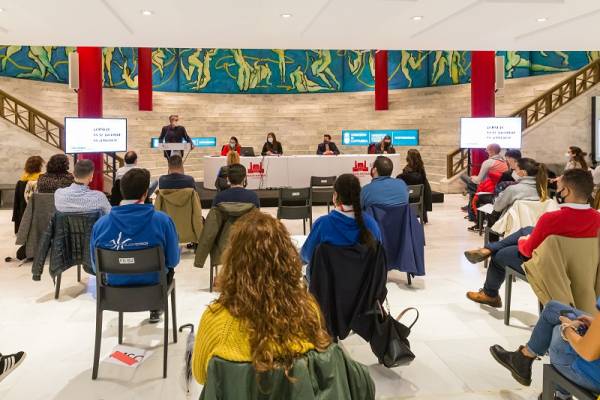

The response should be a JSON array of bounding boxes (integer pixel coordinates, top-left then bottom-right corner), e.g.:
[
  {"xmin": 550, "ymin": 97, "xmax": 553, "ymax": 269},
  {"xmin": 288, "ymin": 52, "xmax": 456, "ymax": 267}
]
[
  {"xmin": 316, "ymin": 134, "xmax": 340, "ymax": 155},
  {"xmin": 158, "ymin": 115, "xmax": 193, "ymax": 159}
]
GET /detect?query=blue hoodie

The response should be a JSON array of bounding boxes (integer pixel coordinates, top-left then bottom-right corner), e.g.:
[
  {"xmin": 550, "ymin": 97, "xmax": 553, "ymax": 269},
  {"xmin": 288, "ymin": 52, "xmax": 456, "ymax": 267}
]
[
  {"xmin": 301, "ymin": 210, "xmax": 382, "ymax": 267},
  {"xmin": 90, "ymin": 204, "xmax": 180, "ymax": 286}
]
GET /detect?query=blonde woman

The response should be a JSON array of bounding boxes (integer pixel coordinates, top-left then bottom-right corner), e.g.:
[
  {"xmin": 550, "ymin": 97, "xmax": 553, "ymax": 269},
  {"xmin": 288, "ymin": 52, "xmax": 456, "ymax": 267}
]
[{"xmin": 214, "ymin": 151, "xmax": 241, "ymax": 191}]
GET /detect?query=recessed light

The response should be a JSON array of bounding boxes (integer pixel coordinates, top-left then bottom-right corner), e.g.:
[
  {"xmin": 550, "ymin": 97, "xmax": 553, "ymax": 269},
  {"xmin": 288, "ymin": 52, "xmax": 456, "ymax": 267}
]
[
  {"xmin": 141, "ymin": 10, "xmax": 153, "ymax": 16},
  {"xmin": 0, "ymin": 8, "xmax": 5, "ymax": 12},
  {"xmin": 536, "ymin": 17, "xmax": 547, "ymax": 22},
  {"xmin": 280, "ymin": 13, "xmax": 293, "ymax": 19},
  {"xmin": 411, "ymin": 16, "xmax": 424, "ymax": 21}
]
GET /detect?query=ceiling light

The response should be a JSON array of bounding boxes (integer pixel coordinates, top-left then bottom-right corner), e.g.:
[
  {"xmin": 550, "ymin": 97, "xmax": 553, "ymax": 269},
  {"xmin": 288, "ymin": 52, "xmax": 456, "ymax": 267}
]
[
  {"xmin": 536, "ymin": 17, "xmax": 548, "ymax": 22},
  {"xmin": 141, "ymin": 10, "xmax": 153, "ymax": 16},
  {"xmin": 0, "ymin": 8, "xmax": 5, "ymax": 12},
  {"xmin": 280, "ymin": 13, "xmax": 293, "ymax": 19},
  {"xmin": 411, "ymin": 16, "xmax": 424, "ymax": 21}
]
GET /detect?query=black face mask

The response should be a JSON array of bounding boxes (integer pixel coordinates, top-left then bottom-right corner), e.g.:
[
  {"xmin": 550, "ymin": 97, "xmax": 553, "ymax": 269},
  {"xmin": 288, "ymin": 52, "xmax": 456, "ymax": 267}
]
[{"xmin": 555, "ymin": 188, "xmax": 566, "ymax": 204}]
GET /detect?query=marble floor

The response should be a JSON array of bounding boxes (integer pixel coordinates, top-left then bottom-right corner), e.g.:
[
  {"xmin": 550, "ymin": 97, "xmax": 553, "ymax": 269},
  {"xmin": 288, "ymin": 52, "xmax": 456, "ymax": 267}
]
[{"xmin": 0, "ymin": 194, "xmax": 545, "ymax": 400}]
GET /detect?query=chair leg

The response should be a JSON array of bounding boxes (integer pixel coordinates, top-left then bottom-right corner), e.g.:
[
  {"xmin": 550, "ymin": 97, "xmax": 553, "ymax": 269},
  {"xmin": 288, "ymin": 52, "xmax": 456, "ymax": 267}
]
[
  {"xmin": 92, "ymin": 309, "xmax": 103, "ymax": 380},
  {"xmin": 118, "ymin": 312, "xmax": 123, "ymax": 345},
  {"xmin": 163, "ymin": 301, "xmax": 169, "ymax": 379},
  {"xmin": 209, "ymin": 265, "xmax": 214, "ymax": 293},
  {"xmin": 504, "ymin": 272, "xmax": 513, "ymax": 326},
  {"xmin": 54, "ymin": 273, "xmax": 62, "ymax": 300},
  {"xmin": 77, "ymin": 264, "xmax": 81, "ymax": 282},
  {"xmin": 171, "ymin": 287, "xmax": 177, "ymax": 343},
  {"xmin": 542, "ymin": 365, "xmax": 556, "ymax": 400},
  {"xmin": 407, "ymin": 273, "xmax": 412, "ymax": 286},
  {"xmin": 303, "ymin": 219, "xmax": 306, "ymax": 235}
]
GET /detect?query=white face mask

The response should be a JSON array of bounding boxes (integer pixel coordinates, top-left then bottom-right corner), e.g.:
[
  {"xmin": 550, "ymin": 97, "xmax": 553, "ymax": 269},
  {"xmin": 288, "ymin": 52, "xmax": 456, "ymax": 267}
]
[
  {"xmin": 511, "ymin": 170, "xmax": 522, "ymax": 181},
  {"xmin": 229, "ymin": 142, "xmax": 236, "ymax": 148},
  {"xmin": 566, "ymin": 153, "xmax": 571, "ymax": 159},
  {"xmin": 268, "ymin": 137, "xmax": 274, "ymax": 144}
]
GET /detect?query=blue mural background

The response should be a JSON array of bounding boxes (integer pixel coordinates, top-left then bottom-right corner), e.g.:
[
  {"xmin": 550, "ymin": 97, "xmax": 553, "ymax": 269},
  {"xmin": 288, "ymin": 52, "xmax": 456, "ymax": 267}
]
[{"xmin": 0, "ymin": 46, "xmax": 598, "ymax": 94}]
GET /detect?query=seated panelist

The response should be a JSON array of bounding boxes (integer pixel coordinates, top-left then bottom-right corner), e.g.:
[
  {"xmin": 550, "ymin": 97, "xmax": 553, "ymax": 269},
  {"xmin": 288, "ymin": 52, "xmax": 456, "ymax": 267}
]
[
  {"xmin": 220, "ymin": 136, "xmax": 241, "ymax": 156},
  {"xmin": 317, "ymin": 134, "xmax": 340, "ymax": 156},
  {"xmin": 261, "ymin": 132, "xmax": 283, "ymax": 156}
]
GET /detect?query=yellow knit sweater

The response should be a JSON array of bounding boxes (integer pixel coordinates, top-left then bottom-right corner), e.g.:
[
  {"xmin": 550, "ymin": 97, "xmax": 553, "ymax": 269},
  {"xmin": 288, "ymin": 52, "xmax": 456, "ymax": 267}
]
[{"xmin": 192, "ymin": 302, "xmax": 316, "ymax": 384}]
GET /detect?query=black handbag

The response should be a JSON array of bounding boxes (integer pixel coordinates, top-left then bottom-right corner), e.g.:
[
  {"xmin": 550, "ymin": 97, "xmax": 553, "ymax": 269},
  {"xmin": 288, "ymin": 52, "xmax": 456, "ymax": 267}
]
[{"xmin": 369, "ymin": 302, "xmax": 419, "ymax": 368}]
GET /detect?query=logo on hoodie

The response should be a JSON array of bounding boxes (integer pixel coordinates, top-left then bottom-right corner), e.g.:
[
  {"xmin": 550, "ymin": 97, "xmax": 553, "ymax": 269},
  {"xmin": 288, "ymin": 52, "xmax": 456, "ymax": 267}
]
[{"xmin": 109, "ymin": 232, "xmax": 132, "ymax": 250}]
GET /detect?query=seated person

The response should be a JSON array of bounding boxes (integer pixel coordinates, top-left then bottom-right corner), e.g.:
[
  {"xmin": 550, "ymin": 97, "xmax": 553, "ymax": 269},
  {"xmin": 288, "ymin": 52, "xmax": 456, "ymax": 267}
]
[
  {"xmin": 37, "ymin": 154, "xmax": 74, "ymax": 193},
  {"xmin": 192, "ymin": 211, "xmax": 332, "ymax": 385},
  {"xmin": 220, "ymin": 136, "xmax": 241, "ymax": 156},
  {"xmin": 214, "ymin": 151, "xmax": 240, "ymax": 192},
  {"xmin": 54, "ymin": 159, "xmax": 111, "ymax": 215},
  {"xmin": 489, "ymin": 298, "xmax": 600, "ymax": 395},
  {"xmin": 396, "ymin": 149, "xmax": 432, "ymax": 223},
  {"xmin": 301, "ymin": 173, "xmax": 382, "ymax": 279},
  {"xmin": 460, "ymin": 144, "xmax": 507, "ymax": 211},
  {"xmin": 212, "ymin": 164, "xmax": 260, "ymax": 208},
  {"xmin": 316, "ymin": 134, "xmax": 340, "ymax": 155},
  {"xmin": 369, "ymin": 135, "xmax": 396, "ymax": 154},
  {"xmin": 464, "ymin": 169, "xmax": 600, "ymax": 307},
  {"xmin": 115, "ymin": 151, "xmax": 138, "ymax": 181},
  {"xmin": 91, "ymin": 168, "xmax": 180, "ymax": 323},
  {"xmin": 261, "ymin": 132, "xmax": 283, "ymax": 156},
  {"xmin": 361, "ymin": 156, "xmax": 408, "ymax": 210},
  {"xmin": 491, "ymin": 158, "xmax": 548, "ymax": 216},
  {"xmin": 158, "ymin": 154, "xmax": 196, "ymax": 190},
  {"xmin": 112, "ymin": 151, "xmax": 157, "ymax": 205},
  {"xmin": 495, "ymin": 149, "xmax": 522, "ymax": 194}
]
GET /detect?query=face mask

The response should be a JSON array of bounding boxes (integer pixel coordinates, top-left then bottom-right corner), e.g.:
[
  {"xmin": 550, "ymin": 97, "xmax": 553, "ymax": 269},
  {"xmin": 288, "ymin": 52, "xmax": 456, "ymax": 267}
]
[
  {"xmin": 566, "ymin": 153, "xmax": 571, "ymax": 158},
  {"xmin": 384, "ymin": 141, "xmax": 391, "ymax": 147},
  {"xmin": 511, "ymin": 170, "xmax": 522, "ymax": 181},
  {"xmin": 229, "ymin": 142, "xmax": 236, "ymax": 148},
  {"xmin": 324, "ymin": 138, "xmax": 329, "ymax": 143},
  {"xmin": 268, "ymin": 137, "xmax": 274, "ymax": 144}
]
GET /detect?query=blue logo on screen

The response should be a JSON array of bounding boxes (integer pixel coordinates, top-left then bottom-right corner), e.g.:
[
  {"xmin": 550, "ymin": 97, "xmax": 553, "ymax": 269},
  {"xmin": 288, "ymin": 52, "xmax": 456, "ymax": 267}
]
[
  {"xmin": 150, "ymin": 137, "xmax": 217, "ymax": 148},
  {"xmin": 341, "ymin": 130, "xmax": 419, "ymax": 146}
]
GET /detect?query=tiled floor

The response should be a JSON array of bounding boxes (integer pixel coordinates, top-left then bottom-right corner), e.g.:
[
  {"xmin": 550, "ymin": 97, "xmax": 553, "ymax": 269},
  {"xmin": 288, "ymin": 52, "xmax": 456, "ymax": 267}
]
[{"xmin": 0, "ymin": 195, "xmax": 545, "ymax": 399}]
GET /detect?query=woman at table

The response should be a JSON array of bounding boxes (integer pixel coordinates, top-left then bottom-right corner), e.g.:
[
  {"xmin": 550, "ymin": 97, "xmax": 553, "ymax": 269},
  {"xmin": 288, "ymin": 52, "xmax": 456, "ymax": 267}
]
[
  {"xmin": 300, "ymin": 174, "xmax": 382, "ymax": 281},
  {"xmin": 370, "ymin": 135, "xmax": 396, "ymax": 155},
  {"xmin": 215, "ymin": 151, "xmax": 240, "ymax": 192},
  {"xmin": 261, "ymin": 132, "xmax": 283, "ymax": 156},
  {"xmin": 220, "ymin": 136, "xmax": 241, "ymax": 156},
  {"xmin": 397, "ymin": 149, "xmax": 432, "ymax": 223}
]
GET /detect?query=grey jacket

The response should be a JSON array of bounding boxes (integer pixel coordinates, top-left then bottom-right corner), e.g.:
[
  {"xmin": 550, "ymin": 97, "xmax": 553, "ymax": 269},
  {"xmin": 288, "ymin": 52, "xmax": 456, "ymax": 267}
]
[
  {"xmin": 493, "ymin": 176, "xmax": 539, "ymax": 213},
  {"xmin": 16, "ymin": 193, "xmax": 56, "ymax": 259}
]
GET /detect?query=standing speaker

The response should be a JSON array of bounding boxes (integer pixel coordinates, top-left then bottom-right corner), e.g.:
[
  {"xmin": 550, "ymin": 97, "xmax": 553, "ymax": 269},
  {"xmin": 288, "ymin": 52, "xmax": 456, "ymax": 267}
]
[
  {"xmin": 495, "ymin": 55, "xmax": 505, "ymax": 91},
  {"xmin": 68, "ymin": 52, "xmax": 79, "ymax": 90}
]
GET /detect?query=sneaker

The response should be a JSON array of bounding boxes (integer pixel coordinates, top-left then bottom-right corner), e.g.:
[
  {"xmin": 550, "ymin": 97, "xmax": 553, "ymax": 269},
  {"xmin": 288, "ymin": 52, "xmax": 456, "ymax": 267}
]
[
  {"xmin": 149, "ymin": 311, "xmax": 163, "ymax": 324},
  {"xmin": 467, "ymin": 224, "xmax": 480, "ymax": 232},
  {"xmin": 489, "ymin": 345, "xmax": 535, "ymax": 386},
  {"xmin": 464, "ymin": 248, "xmax": 492, "ymax": 264},
  {"xmin": 466, "ymin": 289, "xmax": 502, "ymax": 308},
  {"xmin": 0, "ymin": 351, "xmax": 26, "ymax": 382}
]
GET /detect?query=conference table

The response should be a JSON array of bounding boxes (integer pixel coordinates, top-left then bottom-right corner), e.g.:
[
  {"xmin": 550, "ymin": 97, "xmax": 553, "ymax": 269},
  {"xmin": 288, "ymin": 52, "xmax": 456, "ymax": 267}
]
[{"xmin": 203, "ymin": 154, "xmax": 402, "ymax": 190}]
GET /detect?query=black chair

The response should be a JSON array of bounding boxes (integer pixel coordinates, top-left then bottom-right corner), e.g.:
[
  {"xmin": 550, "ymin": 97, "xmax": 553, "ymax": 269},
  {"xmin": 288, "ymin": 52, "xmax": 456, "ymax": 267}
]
[
  {"xmin": 542, "ymin": 364, "xmax": 597, "ymax": 400},
  {"xmin": 310, "ymin": 176, "xmax": 336, "ymax": 213},
  {"xmin": 408, "ymin": 184, "xmax": 424, "ymax": 225},
  {"xmin": 277, "ymin": 188, "xmax": 312, "ymax": 234},
  {"xmin": 504, "ymin": 265, "xmax": 543, "ymax": 326},
  {"xmin": 92, "ymin": 246, "xmax": 177, "ymax": 379}
]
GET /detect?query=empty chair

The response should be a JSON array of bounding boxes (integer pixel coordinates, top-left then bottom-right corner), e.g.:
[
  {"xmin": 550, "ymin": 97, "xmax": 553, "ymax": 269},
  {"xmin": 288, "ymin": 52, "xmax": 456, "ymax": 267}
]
[
  {"xmin": 407, "ymin": 184, "xmax": 424, "ymax": 225},
  {"xmin": 277, "ymin": 187, "xmax": 312, "ymax": 234},
  {"xmin": 92, "ymin": 247, "xmax": 177, "ymax": 379},
  {"xmin": 310, "ymin": 176, "xmax": 336, "ymax": 212}
]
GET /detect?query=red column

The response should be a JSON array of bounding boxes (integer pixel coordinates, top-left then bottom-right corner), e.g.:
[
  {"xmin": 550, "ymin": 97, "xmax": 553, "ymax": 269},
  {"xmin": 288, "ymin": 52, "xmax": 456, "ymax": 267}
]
[
  {"xmin": 138, "ymin": 48, "xmax": 153, "ymax": 111},
  {"xmin": 374, "ymin": 50, "xmax": 389, "ymax": 111},
  {"xmin": 77, "ymin": 46, "xmax": 104, "ymax": 191},
  {"xmin": 470, "ymin": 51, "xmax": 496, "ymax": 175}
]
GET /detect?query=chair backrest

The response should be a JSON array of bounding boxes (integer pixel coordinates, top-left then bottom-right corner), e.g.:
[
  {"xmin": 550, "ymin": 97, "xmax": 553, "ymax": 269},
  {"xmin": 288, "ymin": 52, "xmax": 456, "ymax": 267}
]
[
  {"xmin": 407, "ymin": 184, "xmax": 423, "ymax": 204},
  {"xmin": 56, "ymin": 211, "xmax": 101, "ymax": 266},
  {"xmin": 95, "ymin": 246, "xmax": 168, "ymax": 312},
  {"xmin": 279, "ymin": 187, "xmax": 311, "ymax": 204},
  {"xmin": 277, "ymin": 188, "xmax": 311, "ymax": 220},
  {"xmin": 309, "ymin": 242, "xmax": 387, "ymax": 340},
  {"xmin": 310, "ymin": 176, "xmax": 336, "ymax": 187},
  {"xmin": 240, "ymin": 147, "xmax": 255, "ymax": 157}
]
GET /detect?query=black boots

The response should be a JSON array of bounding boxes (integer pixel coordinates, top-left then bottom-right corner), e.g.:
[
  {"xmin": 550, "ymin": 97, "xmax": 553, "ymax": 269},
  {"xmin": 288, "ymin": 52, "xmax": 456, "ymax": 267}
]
[{"xmin": 489, "ymin": 345, "xmax": 535, "ymax": 386}]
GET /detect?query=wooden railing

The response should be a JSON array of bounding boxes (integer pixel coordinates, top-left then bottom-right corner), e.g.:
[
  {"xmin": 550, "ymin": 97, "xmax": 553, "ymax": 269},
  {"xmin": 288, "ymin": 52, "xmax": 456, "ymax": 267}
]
[
  {"xmin": 446, "ymin": 148, "xmax": 468, "ymax": 179},
  {"xmin": 0, "ymin": 87, "xmax": 123, "ymax": 179},
  {"xmin": 446, "ymin": 58, "xmax": 600, "ymax": 179}
]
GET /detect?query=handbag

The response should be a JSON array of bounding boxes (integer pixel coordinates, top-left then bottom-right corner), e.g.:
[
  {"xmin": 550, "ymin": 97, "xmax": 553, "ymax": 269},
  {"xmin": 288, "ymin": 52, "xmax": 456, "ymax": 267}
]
[{"xmin": 369, "ymin": 301, "xmax": 419, "ymax": 368}]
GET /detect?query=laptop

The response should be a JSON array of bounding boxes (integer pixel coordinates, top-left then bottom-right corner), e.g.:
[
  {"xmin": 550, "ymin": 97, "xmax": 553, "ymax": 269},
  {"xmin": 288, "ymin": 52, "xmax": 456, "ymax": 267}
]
[{"xmin": 240, "ymin": 147, "xmax": 255, "ymax": 157}]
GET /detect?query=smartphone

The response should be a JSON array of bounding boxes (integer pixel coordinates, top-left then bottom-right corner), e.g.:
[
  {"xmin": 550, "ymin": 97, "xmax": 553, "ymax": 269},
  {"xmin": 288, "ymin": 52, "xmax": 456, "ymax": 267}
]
[{"xmin": 560, "ymin": 310, "xmax": 588, "ymax": 335}]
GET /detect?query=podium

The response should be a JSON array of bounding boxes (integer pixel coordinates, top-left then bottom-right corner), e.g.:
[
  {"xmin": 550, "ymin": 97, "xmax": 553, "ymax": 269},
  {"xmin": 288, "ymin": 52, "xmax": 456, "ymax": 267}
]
[{"xmin": 158, "ymin": 142, "xmax": 192, "ymax": 162}]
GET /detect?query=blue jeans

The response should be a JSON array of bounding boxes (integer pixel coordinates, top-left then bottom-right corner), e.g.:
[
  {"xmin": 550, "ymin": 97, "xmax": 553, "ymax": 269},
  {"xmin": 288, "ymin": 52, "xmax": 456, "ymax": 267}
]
[
  {"xmin": 482, "ymin": 227, "xmax": 533, "ymax": 297},
  {"xmin": 527, "ymin": 300, "xmax": 600, "ymax": 393}
]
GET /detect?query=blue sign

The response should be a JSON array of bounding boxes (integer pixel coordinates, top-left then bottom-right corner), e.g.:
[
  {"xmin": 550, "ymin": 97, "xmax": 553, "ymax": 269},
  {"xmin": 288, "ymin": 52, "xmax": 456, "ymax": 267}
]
[
  {"xmin": 342, "ymin": 129, "xmax": 419, "ymax": 146},
  {"xmin": 150, "ymin": 137, "xmax": 217, "ymax": 148}
]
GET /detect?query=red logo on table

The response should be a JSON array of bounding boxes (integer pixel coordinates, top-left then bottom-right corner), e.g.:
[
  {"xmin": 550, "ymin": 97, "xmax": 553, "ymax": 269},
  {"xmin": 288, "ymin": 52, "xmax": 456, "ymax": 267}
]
[
  {"xmin": 247, "ymin": 162, "xmax": 265, "ymax": 175},
  {"xmin": 352, "ymin": 160, "xmax": 371, "ymax": 176}
]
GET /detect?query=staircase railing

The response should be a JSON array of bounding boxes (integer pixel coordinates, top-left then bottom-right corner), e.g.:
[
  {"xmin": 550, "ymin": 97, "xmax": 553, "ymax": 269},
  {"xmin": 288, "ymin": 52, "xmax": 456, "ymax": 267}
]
[
  {"xmin": 446, "ymin": 148, "xmax": 469, "ymax": 179},
  {"xmin": 446, "ymin": 58, "xmax": 600, "ymax": 179},
  {"xmin": 0, "ymin": 87, "xmax": 123, "ymax": 179}
]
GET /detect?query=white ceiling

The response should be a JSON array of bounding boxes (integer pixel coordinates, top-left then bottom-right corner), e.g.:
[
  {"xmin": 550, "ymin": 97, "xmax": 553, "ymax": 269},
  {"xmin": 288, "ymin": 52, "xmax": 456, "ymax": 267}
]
[{"xmin": 0, "ymin": 0, "xmax": 598, "ymax": 50}]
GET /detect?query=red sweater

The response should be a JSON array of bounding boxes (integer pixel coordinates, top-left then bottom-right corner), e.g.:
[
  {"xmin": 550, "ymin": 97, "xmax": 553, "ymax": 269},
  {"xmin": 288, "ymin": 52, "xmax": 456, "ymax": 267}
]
[
  {"xmin": 220, "ymin": 145, "xmax": 241, "ymax": 156},
  {"xmin": 518, "ymin": 205, "xmax": 600, "ymax": 258}
]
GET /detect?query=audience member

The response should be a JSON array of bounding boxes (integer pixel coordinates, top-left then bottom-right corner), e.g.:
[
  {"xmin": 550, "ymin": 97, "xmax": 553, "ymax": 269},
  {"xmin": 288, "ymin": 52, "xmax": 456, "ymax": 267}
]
[
  {"xmin": 495, "ymin": 149, "xmax": 522, "ymax": 194},
  {"xmin": 91, "ymin": 168, "xmax": 180, "ymax": 323},
  {"xmin": 192, "ymin": 211, "xmax": 331, "ymax": 384},
  {"xmin": 220, "ymin": 136, "xmax": 241, "ymax": 156},
  {"xmin": 301, "ymin": 174, "xmax": 382, "ymax": 279},
  {"xmin": 261, "ymin": 132, "xmax": 283, "ymax": 156},
  {"xmin": 13, "ymin": 156, "xmax": 44, "ymax": 233},
  {"xmin": 158, "ymin": 155, "xmax": 196, "ymax": 190},
  {"xmin": 461, "ymin": 144, "xmax": 507, "ymax": 191},
  {"xmin": 565, "ymin": 146, "xmax": 588, "ymax": 171},
  {"xmin": 212, "ymin": 164, "xmax": 259, "ymax": 208},
  {"xmin": 0, "ymin": 350, "xmax": 26, "ymax": 381},
  {"xmin": 396, "ymin": 149, "xmax": 432, "ymax": 223},
  {"xmin": 54, "ymin": 160, "xmax": 111, "ymax": 215},
  {"xmin": 361, "ymin": 156, "xmax": 408, "ymax": 209},
  {"xmin": 491, "ymin": 158, "xmax": 548, "ymax": 216},
  {"xmin": 371, "ymin": 135, "xmax": 396, "ymax": 154},
  {"xmin": 37, "ymin": 154, "xmax": 73, "ymax": 193},
  {"xmin": 317, "ymin": 134, "xmax": 340, "ymax": 155},
  {"xmin": 489, "ymin": 298, "xmax": 600, "ymax": 395},
  {"xmin": 115, "ymin": 151, "xmax": 138, "ymax": 181},
  {"xmin": 215, "ymin": 151, "xmax": 241, "ymax": 192},
  {"xmin": 464, "ymin": 169, "xmax": 600, "ymax": 307}
]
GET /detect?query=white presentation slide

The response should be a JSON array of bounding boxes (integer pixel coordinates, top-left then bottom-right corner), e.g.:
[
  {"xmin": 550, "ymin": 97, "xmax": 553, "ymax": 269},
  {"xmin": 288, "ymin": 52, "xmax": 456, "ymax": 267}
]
[
  {"xmin": 460, "ymin": 117, "xmax": 522, "ymax": 149},
  {"xmin": 65, "ymin": 117, "xmax": 127, "ymax": 153}
]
